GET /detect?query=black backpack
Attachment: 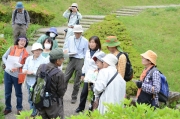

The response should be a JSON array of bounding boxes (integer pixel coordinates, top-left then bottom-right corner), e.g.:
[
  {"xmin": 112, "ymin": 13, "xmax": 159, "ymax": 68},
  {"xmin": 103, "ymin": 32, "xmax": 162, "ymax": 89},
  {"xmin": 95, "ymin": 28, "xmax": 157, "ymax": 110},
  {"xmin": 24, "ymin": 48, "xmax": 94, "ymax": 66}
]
[
  {"xmin": 30, "ymin": 64, "xmax": 60, "ymax": 110},
  {"xmin": 117, "ymin": 52, "xmax": 133, "ymax": 82},
  {"xmin": 13, "ymin": 9, "xmax": 27, "ymax": 23}
]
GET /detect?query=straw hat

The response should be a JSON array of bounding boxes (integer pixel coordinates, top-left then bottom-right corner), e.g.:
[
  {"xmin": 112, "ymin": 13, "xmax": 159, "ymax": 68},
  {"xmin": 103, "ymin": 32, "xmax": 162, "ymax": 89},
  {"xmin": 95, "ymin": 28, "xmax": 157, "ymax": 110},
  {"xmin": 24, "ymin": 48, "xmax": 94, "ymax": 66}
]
[
  {"xmin": 103, "ymin": 36, "xmax": 123, "ymax": 52},
  {"xmin": 141, "ymin": 50, "xmax": 157, "ymax": 65},
  {"xmin": 73, "ymin": 25, "xmax": 83, "ymax": 33},
  {"xmin": 102, "ymin": 54, "xmax": 118, "ymax": 67}
]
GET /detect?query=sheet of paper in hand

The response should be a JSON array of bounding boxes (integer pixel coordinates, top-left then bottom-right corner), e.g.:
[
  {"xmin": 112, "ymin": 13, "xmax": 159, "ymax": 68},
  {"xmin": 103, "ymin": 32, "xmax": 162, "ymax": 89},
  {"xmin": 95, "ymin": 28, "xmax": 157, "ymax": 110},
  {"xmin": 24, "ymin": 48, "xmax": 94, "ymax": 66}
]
[
  {"xmin": 84, "ymin": 70, "xmax": 98, "ymax": 83},
  {"xmin": 6, "ymin": 55, "xmax": 20, "ymax": 70}
]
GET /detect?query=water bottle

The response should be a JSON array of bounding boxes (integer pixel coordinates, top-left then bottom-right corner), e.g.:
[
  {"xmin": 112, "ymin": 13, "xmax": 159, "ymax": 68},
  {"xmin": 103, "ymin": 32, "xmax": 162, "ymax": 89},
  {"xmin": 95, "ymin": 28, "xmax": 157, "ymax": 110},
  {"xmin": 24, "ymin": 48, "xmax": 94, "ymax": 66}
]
[
  {"xmin": 43, "ymin": 92, "xmax": 50, "ymax": 107},
  {"xmin": 45, "ymin": 92, "xmax": 49, "ymax": 97},
  {"xmin": 30, "ymin": 86, "xmax": 33, "ymax": 92}
]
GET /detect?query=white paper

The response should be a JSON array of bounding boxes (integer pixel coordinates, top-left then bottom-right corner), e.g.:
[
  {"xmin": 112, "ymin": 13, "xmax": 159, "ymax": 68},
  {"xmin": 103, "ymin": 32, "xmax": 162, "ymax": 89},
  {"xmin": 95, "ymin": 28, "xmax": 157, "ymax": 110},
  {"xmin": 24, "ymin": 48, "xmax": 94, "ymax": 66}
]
[
  {"xmin": 84, "ymin": 70, "xmax": 98, "ymax": 83},
  {"xmin": 68, "ymin": 52, "xmax": 77, "ymax": 55},
  {"xmin": 6, "ymin": 55, "xmax": 20, "ymax": 70}
]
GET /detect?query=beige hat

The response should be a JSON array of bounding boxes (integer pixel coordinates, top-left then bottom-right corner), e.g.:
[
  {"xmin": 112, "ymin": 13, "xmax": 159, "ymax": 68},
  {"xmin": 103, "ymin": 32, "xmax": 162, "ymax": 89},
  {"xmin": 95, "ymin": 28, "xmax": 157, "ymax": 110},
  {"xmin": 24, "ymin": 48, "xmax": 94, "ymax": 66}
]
[
  {"xmin": 71, "ymin": 3, "xmax": 78, "ymax": 8},
  {"xmin": 141, "ymin": 50, "xmax": 157, "ymax": 65},
  {"xmin": 102, "ymin": 54, "xmax": 118, "ymax": 67},
  {"xmin": 31, "ymin": 43, "xmax": 43, "ymax": 52},
  {"xmin": 73, "ymin": 25, "xmax": 83, "ymax": 33}
]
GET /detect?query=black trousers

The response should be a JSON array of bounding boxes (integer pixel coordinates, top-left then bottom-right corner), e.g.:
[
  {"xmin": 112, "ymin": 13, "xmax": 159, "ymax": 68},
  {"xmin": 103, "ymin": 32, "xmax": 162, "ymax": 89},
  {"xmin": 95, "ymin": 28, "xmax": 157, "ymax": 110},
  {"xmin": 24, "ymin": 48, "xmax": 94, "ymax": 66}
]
[{"xmin": 78, "ymin": 82, "xmax": 89, "ymax": 110}]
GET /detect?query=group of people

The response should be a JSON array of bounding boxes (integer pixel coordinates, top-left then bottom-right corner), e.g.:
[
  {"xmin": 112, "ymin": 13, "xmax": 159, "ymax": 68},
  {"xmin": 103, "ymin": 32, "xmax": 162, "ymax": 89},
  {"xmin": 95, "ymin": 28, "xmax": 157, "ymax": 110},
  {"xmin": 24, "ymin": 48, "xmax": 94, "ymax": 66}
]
[{"xmin": 2, "ymin": 1, "xmax": 162, "ymax": 119}]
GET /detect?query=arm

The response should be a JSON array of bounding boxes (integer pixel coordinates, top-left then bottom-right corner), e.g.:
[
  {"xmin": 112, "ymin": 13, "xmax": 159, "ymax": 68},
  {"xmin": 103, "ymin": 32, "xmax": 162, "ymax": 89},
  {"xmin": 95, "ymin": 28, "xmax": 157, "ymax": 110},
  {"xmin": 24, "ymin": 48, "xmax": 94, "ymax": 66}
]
[
  {"xmin": 77, "ymin": 11, "xmax": 82, "ymax": 20},
  {"xmin": 117, "ymin": 54, "xmax": 126, "ymax": 78},
  {"xmin": 142, "ymin": 71, "xmax": 161, "ymax": 94},
  {"xmin": 36, "ymin": 34, "xmax": 47, "ymax": 44},
  {"xmin": 22, "ymin": 56, "xmax": 29, "ymax": 73},
  {"xmin": 57, "ymin": 73, "xmax": 66, "ymax": 97},
  {"xmin": 63, "ymin": 10, "xmax": 70, "ymax": 18},
  {"xmin": 12, "ymin": 10, "xmax": 15, "ymax": 26},
  {"xmin": 2, "ymin": 48, "xmax": 11, "ymax": 65},
  {"xmin": 26, "ymin": 11, "xmax": 30, "ymax": 28}
]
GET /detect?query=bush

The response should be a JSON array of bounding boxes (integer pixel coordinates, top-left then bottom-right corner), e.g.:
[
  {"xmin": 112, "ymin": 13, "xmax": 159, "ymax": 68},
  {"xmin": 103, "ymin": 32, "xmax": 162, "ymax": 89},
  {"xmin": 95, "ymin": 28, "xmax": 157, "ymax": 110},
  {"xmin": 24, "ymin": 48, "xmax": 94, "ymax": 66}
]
[
  {"xmin": 0, "ymin": 2, "xmax": 55, "ymax": 26},
  {"xmin": 68, "ymin": 99, "xmax": 180, "ymax": 119}
]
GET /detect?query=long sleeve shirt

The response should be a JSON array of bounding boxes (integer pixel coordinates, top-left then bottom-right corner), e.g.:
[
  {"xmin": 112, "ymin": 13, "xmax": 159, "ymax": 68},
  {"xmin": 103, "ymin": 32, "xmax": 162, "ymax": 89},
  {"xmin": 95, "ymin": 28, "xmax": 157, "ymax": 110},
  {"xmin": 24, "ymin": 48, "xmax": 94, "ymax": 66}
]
[
  {"xmin": 63, "ymin": 10, "xmax": 82, "ymax": 26},
  {"xmin": 141, "ymin": 69, "xmax": 161, "ymax": 106},
  {"xmin": 12, "ymin": 9, "xmax": 30, "ymax": 28},
  {"xmin": 22, "ymin": 54, "xmax": 47, "ymax": 86},
  {"xmin": 66, "ymin": 35, "xmax": 88, "ymax": 59}
]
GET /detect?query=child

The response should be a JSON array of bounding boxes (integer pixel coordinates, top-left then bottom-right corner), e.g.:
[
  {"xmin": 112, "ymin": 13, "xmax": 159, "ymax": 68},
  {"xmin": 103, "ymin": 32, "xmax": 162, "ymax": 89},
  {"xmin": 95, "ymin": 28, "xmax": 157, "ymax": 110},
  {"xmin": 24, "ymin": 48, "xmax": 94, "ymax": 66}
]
[
  {"xmin": 75, "ymin": 36, "xmax": 104, "ymax": 113},
  {"xmin": 22, "ymin": 43, "xmax": 46, "ymax": 117}
]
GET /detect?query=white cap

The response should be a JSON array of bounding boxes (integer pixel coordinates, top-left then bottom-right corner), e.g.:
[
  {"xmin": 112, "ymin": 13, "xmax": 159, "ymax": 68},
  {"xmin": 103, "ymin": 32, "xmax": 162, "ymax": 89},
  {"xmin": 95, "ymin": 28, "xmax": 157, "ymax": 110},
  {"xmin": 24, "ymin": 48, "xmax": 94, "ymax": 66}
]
[
  {"xmin": 102, "ymin": 54, "xmax": 118, "ymax": 67},
  {"xmin": 73, "ymin": 25, "xmax": 83, "ymax": 33},
  {"xmin": 31, "ymin": 43, "xmax": 43, "ymax": 52},
  {"xmin": 71, "ymin": 3, "xmax": 78, "ymax": 8}
]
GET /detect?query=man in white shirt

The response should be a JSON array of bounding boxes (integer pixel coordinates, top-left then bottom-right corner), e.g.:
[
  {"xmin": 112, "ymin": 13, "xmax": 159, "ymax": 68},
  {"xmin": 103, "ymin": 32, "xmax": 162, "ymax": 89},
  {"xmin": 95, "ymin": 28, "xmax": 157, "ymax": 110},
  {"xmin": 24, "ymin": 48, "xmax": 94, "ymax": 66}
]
[{"xmin": 64, "ymin": 25, "xmax": 88, "ymax": 104}]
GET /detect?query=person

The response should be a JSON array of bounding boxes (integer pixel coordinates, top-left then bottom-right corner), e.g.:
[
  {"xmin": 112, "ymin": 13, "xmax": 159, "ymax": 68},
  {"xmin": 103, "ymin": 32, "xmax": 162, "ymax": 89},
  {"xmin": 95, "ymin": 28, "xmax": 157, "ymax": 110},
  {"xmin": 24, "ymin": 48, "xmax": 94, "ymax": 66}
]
[
  {"xmin": 93, "ymin": 54, "xmax": 126, "ymax": 114},
  {"xmin": 2, "ymin": 36, "xmax": 29, "ymax": 115},
  {"xmin": 36, "ymin": 27, "xmax": 58, "ymax": 49},
  {"xmin": 75, "ymin": 36, "xmax": 104, "ymax": 113},
  {"xmin": 22, "ymin": 43, "xmax": 46, "ymax": 117},
  {"xmin": 12, "ymin": 2, "xmax": 30, "ymax": 43},
  {"xmin": 103, "ymin": 36, "xmax": 126, "ymax": 78},
  {"xmin": 41, "ymin": 37, "xmax": 54, "ymax": 58},
  {"xmin": 63, "ymin": 3, "xmax": 82, "ymax": 49},
  {"xmin": 64, "ymin": 25, "xmax": 88, "ymax": 104},
  {"xmin": 37, "ymin": 48, "xmax": 66, "ymax": 119},
  {"xmin": 136, "ymin": 50, "xmax": 161, "ymax": 107}
]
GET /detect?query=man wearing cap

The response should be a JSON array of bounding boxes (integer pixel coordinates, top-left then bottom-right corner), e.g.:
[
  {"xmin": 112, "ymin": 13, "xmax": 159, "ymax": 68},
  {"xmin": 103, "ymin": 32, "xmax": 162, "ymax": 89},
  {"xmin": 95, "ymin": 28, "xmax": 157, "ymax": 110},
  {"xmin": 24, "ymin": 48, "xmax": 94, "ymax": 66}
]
[
  {"xmin": 64, "ymin": 25, "xmax": 88, "ymax": 104},
  {"xmin": 37, "ymin": 27, "xmax": 59, "ymax": 49},
  {"xmin": 103, "ymin": 36, "xmax": 127, "ymax": 78},
  {"xmin": 12, "ymin": 2, "xmax": 30, "ymax": 43},
  {"xmin": 63, "ymin": 3, "xmax": 82, "ymax": 49},
  {"xmin": 36, "ymin": 48, "xmax": 66, "ymax": 119},
  {"xmin": 23, "ymin": 42, "xmax": 46, "ymax": 117},
  {"xmin": 93, "ymin": 54, "xmax": 126, "ymax": 114}
]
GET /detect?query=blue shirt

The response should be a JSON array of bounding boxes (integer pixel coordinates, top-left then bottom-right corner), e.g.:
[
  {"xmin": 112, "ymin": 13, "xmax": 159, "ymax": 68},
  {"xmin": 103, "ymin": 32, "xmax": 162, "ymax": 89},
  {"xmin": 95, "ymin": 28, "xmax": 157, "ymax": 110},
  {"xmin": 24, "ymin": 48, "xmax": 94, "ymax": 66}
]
[
  {"xmin": 67, "ymin": 35, "xmax": 89, "ymax": 59},
  {"xmin": 22, "ymin": 54, "xmax": 47, "ymax": 86}
]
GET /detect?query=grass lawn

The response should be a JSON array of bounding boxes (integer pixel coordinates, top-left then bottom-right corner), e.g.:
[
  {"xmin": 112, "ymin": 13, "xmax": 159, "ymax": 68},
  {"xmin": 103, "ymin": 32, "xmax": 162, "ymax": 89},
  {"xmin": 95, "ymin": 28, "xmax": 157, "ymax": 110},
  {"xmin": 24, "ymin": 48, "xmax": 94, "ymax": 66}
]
[
  {"xmin": 25, "ymin": 0, "xmax": 180, "ymax": 26},
  {"xmin": 118, "ymin": 7, "xmax": 180, "ymax": 92}
]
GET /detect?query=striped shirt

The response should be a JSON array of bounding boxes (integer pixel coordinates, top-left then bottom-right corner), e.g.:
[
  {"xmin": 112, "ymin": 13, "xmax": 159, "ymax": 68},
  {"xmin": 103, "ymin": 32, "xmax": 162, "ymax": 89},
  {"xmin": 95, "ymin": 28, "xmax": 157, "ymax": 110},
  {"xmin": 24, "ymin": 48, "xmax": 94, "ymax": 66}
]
[
  {"xmin": 12, "ymin": 9, "xmax": 30, "ymax": 27},
  {"xmin": 141, "ymin": 68, "xmax": 161, "ymax": 106}
]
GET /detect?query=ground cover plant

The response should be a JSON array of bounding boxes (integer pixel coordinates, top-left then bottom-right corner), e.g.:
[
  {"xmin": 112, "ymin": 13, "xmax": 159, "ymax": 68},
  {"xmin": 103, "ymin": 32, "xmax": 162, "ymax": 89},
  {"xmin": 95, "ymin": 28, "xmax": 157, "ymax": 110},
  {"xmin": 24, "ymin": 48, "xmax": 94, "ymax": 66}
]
[{"xmin": 118, "ymin": 7, "xmax": 180, "ymax": 92}]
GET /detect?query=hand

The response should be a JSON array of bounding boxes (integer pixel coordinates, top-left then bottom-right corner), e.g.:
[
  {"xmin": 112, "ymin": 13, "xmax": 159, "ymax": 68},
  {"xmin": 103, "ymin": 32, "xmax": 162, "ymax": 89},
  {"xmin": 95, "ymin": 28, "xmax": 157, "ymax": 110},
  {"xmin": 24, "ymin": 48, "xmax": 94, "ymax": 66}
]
[
  {"xmin": 68, "ymin": 7, "xmax": 72, "ymax": 10},
  {"xmin": 23, "ymin": 70, "xmax": 28, "ymax": 74},
  {"xmin": 136, "ymin": 81, "xmax": 142, "ymax": 88},
  {"xmin": 11, "ymin": 68, "xmax": 18, "ymax": 72},
  {"xmin": 63, "ymin": 50, "xmax": 68, "ymax": 54},
  {"xmin": 81, "ymin": 76, "xmax": 85, "ymax": 81}
]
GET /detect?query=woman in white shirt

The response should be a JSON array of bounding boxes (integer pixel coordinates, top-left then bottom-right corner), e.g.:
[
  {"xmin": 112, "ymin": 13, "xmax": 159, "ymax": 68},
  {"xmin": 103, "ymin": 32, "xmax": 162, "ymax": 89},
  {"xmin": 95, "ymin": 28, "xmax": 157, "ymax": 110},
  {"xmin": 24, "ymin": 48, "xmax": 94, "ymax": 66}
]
[{"xmin": 75, "ymin": 36, "xmax": 104, "ymax": 113}]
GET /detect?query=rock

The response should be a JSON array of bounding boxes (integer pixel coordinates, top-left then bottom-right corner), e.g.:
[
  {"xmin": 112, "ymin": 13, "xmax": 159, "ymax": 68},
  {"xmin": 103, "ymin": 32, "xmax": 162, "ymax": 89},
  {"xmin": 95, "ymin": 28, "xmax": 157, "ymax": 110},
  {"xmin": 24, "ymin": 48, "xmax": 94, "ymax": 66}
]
[
  {"xmin": 168, "ymin": 91, "xmax": 180, "ymax": 103},
  {"xmin": 176, "ymin": 104, "xmax": 180, "ymax": 110}
]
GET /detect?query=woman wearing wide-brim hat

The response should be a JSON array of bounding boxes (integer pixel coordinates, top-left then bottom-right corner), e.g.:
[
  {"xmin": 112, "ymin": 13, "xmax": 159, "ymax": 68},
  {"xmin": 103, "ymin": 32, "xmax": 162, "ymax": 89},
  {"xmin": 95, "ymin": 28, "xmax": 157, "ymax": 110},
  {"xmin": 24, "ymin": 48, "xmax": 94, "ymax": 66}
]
[
  {"xmin": 63, "ymin": 3, "xmax": 82, "ymax": 49},
  {"xmin": 103, "ymin": 36, "xmax": 127, "ymax": 78},
  {"xmin": 136, "ymin": 50, "xmax": 161, "ymax": 107}
]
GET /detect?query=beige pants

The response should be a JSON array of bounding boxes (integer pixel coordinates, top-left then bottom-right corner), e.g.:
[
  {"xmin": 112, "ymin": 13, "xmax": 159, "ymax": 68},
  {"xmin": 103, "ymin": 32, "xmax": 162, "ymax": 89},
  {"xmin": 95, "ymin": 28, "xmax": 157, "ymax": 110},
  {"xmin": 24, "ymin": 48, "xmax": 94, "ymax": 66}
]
[{"xmin": 13, "ymin": 24, "xmax": 27, "ymax": 43}]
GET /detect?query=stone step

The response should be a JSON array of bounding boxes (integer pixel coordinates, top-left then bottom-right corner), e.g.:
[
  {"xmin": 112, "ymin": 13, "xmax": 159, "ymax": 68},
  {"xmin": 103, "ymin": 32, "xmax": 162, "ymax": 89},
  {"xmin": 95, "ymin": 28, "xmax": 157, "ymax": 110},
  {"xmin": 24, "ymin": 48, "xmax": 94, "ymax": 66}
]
[
  {"xmin": 82, "ymin": 15, "xmax": 105, "ymax": 20},
  {"xmin": 34, "ymin": 33, "xmax": 64, "ymax": 39},
  {"xmin": 121, "ymin": 7, "xmax": 145, "ymax": 10},
  {"xmin": 80, "ymin": 21, "xmax": 94, "ymax": 25},
  {"xmin": 82, "ymin": 24, "xmax": 90, "ymax": 28},
  {"xmin": 81, "ymin": 19, "xmax": 103, "ymax": 23},
  {"xmin": 113, "ymin": 11, "xmax": 140, "ymax": 14},
  {"xmin": 116, "ymin": 13, "xmax": 135, "ymax": 16},
  {"xmin": 117, "ymin": 8, "xmax": 144, "ymax": 12}
]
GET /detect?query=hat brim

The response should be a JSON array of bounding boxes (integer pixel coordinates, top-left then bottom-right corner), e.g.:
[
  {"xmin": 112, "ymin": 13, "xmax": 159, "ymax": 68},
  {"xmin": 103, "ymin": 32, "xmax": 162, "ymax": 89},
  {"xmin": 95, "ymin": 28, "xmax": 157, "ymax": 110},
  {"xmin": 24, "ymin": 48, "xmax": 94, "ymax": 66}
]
[
  {"xmin": 16, "ymin": 7, "xmax": 23, "ymax": 9},
  {"xmin": 31, "ymin": 48, "xmax": 43, "ymax": 52},
  {"xmin": 103, "ymin": 42, "xmax": 120, "ymax": 47},
  {"xmin": 73, "ymin": 30, "xmax": 83, "ymax": 33},
  {"xmin": 140, "ymin": 53, "xmax": 156, "ymax": 65}
]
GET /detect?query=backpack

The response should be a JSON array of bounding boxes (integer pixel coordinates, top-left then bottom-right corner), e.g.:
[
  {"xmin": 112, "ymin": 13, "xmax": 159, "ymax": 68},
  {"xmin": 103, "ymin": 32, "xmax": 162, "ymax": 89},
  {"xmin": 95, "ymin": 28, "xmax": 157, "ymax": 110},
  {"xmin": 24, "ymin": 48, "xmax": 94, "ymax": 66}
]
[
  {"xmin": 30, "ymin": 64, "xmax": 60, "ymax": 110},
  {"xmin": 117, "ymin": 52, "xmax": 133, "ymax": 82},
  {"xmin": 13, "ymin": 9, "xmax": 27, "ymax": 23},
  {"xmin": 149, "ymin": 67, "xmax": 169, "ymax": 104}
]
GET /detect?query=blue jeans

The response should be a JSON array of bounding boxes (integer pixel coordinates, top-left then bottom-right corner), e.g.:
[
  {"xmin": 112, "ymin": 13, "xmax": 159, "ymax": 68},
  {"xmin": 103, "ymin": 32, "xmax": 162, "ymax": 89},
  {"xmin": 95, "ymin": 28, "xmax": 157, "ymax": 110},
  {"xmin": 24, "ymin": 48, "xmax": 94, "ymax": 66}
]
[
  {"xmin": 4, "ymin": 72, "xmax": 23, "ymax": 110},
  {"xmin": 27, "ymin": 84, "xmax": 37, "ymax": 116}
]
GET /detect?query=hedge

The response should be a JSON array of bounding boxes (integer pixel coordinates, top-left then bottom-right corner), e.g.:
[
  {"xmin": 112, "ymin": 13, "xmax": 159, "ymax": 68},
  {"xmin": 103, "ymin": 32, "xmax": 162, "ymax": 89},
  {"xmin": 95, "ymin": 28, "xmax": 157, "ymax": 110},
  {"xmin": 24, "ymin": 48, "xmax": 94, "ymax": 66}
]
[{"xmin": 0, "ymin": 2, "xmax": 55, "ymax": 26}]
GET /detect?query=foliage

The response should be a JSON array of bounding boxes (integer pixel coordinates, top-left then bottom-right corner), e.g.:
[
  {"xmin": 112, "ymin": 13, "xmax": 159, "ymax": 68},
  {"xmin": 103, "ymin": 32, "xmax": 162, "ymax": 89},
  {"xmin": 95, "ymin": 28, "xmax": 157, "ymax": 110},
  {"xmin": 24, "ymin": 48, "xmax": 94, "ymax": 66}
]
[
  {"xmin": 0, "ymin": 2, "xmax": 55, "ymax": 26},
  {"xmin": 84, "ymin": 14, "xmax": 143, "ymax": 79},
  {"xmin": 119, "ymin": 8, "xmax": 180, "ymax": 92},
  {"xmin": 68, "ymin": 99, "xmax": 180, "ymax": 119},
  {"xmin": 126, "ymin": 81, "xmax": 138, "ymax": 97}
]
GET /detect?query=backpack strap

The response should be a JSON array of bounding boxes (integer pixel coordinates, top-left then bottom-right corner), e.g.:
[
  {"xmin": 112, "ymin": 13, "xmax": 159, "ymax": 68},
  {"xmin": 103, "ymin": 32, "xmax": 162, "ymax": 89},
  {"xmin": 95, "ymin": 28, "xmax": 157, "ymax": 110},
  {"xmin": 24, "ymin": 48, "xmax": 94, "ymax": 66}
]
[
  {"xmin": 67, "ymin": 12, "xmax": 72, "ymax": 23},
  {"xmin": 149, "ymin": 67, "xmax": 158, "ymax": 80},
  {"xmin": 40, "ymin": 64, "xmax": 47, "ymax": 78},
  {"xmin": 13, "ymin": 9, "xmax": 18, "ymax": 23}
]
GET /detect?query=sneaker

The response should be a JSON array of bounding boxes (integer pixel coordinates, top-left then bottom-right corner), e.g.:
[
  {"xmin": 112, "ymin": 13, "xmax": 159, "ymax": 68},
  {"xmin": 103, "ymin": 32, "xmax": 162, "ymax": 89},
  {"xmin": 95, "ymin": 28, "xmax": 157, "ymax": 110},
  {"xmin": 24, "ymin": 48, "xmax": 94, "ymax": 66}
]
[
  {"xmin": 71, "ymin": 99, "xmax": 77, "ymax": 104},
  {"xmin": 3, "ymin": 110, "xmax": 12, "ymax": 115},
  {"xmin": 75, "ymin": 108, "xmax": 84, "ymax": 113},
  {"xmin": 17, "ymin": 110, "xmax": 22, "ymax": 115}
]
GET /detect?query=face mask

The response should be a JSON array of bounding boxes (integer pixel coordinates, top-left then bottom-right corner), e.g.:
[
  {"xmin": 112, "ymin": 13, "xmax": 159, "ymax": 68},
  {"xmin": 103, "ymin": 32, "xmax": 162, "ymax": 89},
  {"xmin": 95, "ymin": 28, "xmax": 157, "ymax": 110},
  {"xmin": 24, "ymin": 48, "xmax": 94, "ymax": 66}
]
[
  {"xmin": 50, "ymin": 32, "xmax": 56, "ymax": 38},
  {"xmin": 44, "ymin": 44, "xmax": 51, "ymax": 49}
]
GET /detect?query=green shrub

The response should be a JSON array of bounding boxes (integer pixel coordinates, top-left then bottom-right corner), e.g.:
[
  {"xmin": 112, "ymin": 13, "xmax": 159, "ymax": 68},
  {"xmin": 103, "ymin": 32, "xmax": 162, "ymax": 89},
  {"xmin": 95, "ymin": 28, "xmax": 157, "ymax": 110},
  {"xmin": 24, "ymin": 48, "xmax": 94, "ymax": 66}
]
[
  {"xmin": 0, "ymin": 4, "xmax": 11, "ymax": 23},
  {"xmin": 126, "ymin": 81, "xmax": 138, "ymax": 98},
  {"xmin": 68, "ymin": 99, "xmax": 180, "ymax": 119}
]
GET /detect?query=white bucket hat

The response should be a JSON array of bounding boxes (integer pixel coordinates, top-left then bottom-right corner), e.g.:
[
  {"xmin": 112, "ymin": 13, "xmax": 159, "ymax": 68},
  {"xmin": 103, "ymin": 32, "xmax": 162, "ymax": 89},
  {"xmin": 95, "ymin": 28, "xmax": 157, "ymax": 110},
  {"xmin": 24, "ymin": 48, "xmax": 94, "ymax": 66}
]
[
  {"xmin": 71, "ymin": 3, "xmax": 78, "ymax": 8},
  {"xmin": 73, "ymin": 25, "xmax": 83, "ymax": 33},
  {"xmin": 102, "ymin": 54, "xmax": 118, "ymax": 67},
  {"xmin": 31, "ymin": 43, "xmax": 43, "ymax": 52}
]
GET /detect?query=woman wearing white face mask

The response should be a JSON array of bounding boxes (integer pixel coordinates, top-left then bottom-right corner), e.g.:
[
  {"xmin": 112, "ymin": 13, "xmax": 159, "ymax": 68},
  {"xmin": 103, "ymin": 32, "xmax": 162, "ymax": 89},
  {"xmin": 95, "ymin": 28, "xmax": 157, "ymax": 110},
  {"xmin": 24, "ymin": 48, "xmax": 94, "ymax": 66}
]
[
  {"xmin": 42, "ymin": 37, "xmax": 53, "ymax": 58},
  {"xmin": 37, "ymin": 27, "xmax": 59, "ymax": 49}
]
